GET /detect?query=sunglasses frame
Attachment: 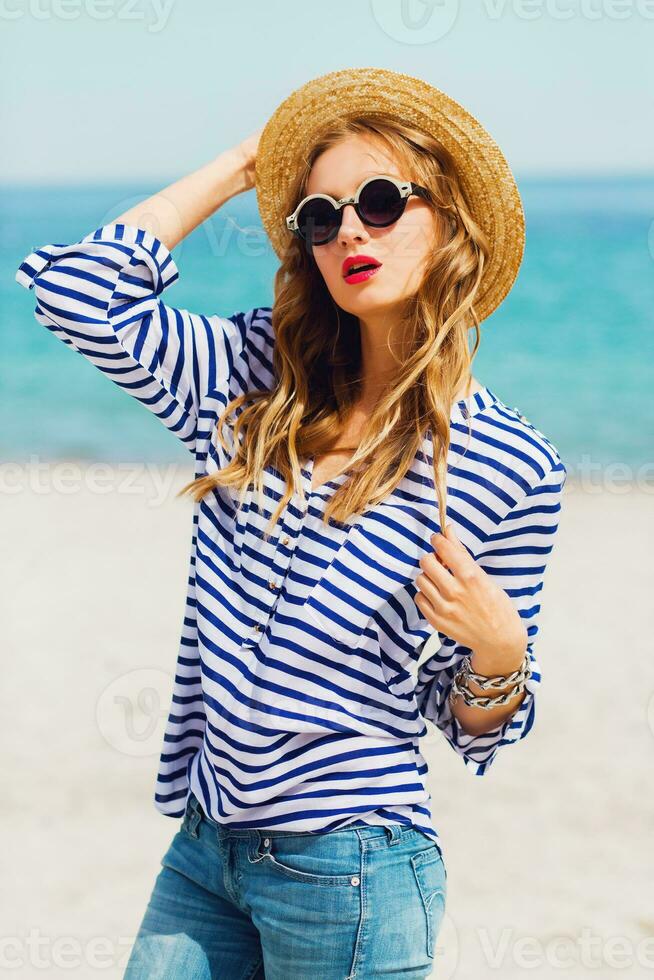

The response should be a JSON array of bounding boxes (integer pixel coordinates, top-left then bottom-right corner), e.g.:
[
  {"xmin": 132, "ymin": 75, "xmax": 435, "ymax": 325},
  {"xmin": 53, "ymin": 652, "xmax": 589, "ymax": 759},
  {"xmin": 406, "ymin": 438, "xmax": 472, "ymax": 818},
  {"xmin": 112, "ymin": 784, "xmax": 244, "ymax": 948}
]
[{"xmin": 285, "ymin": 174, "xmax": 431, "ymax": 245}]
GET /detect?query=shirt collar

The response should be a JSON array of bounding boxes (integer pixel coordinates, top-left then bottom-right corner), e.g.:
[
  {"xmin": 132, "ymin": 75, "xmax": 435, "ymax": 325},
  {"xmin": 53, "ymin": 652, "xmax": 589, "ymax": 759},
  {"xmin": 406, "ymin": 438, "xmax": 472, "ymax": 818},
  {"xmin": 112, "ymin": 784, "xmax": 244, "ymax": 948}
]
[{"xmin": 450, "ymin": 384, "xmax": 499, "ymax": 424}]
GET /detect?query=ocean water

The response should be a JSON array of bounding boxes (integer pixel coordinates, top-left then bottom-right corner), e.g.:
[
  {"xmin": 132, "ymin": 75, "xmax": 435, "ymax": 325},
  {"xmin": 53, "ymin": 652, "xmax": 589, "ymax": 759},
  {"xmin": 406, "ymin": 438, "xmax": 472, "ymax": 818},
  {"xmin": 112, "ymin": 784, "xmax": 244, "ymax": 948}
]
[{"xmin": 2, "ymin": 177, "xmax": 652, "ymax": 470}]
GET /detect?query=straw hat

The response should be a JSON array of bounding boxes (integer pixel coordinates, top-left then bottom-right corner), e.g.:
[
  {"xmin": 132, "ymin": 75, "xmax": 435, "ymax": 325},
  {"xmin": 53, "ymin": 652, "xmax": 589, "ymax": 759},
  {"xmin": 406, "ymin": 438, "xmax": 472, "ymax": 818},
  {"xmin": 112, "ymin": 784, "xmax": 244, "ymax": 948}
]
[{"xmin": 255, "ymin": 66, "xmax": 525, "ymax": 324}]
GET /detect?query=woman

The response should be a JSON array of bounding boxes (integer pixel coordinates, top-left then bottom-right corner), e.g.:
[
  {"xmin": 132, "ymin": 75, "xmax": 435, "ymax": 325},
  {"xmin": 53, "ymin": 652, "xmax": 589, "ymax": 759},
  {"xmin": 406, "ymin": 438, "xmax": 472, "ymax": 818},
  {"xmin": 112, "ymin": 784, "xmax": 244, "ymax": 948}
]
[{"xmin": 16, "ymin": 68, "xmax": 566, "ymax": 979}]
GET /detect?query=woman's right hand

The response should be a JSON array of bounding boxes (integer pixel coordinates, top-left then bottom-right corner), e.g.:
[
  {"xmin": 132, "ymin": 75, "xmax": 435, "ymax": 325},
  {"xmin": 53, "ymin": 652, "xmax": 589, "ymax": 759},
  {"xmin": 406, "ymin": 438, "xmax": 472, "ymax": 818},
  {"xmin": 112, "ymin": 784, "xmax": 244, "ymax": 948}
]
[{"xmin": 235, "ymin": 126, "xmax": 264, "ymax": 192}]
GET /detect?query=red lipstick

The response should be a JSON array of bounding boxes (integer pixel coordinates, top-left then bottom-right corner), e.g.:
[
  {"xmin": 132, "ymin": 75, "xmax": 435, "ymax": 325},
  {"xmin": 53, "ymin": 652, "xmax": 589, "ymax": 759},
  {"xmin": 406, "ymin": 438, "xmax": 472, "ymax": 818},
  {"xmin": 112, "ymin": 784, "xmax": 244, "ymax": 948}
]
[{"xmin": 342, "ymin": 254, "xmax": 382, "ymax": 284}]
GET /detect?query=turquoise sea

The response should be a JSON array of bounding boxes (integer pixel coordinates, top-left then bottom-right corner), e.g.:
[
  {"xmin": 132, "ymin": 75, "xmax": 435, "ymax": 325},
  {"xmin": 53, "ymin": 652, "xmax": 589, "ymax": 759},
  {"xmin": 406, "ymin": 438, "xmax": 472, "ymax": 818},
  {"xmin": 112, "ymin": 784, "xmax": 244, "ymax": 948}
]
[{"xmin": 2, "ymin": 177, "xmax": 653, "ymax": 473}]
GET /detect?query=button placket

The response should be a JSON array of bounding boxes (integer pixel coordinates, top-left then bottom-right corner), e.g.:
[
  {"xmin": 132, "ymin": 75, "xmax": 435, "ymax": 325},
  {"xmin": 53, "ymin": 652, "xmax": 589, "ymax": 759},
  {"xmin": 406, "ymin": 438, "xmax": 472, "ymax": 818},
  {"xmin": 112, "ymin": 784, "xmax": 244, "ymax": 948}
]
[
  {"xmin": 246, "ymin": 515, "xmax": 297, "ymax": 642},
  {"xmin": 250, "ymin": 491, "xmax": 307, "ymax": 645}
]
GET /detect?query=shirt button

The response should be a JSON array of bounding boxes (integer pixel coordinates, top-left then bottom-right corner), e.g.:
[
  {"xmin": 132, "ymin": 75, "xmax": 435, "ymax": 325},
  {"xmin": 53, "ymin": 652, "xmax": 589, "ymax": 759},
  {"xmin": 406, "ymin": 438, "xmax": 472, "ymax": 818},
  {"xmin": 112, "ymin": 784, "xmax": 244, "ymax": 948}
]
[
  {"xmin": 268, "ymin": 581, "xmax": 278, "ymax": 591},
  {"xmin": 281, "ymin": 536, "xmax": 290, "ymax": 546},
  {"xmin": 350, "ymin": 875, "xmax": 360, "ymax": 886},
  {"xmin": 253, "ymin": 624, "xmax": 261, "ymax": 633}
]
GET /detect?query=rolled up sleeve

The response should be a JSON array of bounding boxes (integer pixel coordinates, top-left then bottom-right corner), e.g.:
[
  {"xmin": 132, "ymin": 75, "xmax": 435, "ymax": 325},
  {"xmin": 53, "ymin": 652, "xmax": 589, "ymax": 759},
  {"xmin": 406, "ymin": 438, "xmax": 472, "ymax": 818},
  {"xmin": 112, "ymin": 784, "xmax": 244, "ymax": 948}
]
[
  {"xmin": 15, "ymin": 221, "xmax": 267, "ymax": 454},
  {"xmin": 415, "ymin": 459, "xmax": 567, "ymax": 774}
]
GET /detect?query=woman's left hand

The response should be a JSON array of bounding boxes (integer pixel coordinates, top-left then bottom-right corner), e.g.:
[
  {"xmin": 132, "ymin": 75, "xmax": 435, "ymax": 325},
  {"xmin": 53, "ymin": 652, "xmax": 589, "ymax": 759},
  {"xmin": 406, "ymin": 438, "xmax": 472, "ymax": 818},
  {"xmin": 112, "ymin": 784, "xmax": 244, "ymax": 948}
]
[{"xmin": 414, "ymin": 523, "xmax": 528, "ymax": 668}]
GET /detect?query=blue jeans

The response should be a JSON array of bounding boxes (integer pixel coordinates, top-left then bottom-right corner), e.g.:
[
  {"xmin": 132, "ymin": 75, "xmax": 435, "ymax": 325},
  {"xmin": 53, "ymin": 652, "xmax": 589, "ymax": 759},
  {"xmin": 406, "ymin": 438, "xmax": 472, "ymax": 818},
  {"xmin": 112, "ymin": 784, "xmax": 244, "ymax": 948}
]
[{"xmin": 123, "ymin": 791, "xmax": 448, "ymax": 979}]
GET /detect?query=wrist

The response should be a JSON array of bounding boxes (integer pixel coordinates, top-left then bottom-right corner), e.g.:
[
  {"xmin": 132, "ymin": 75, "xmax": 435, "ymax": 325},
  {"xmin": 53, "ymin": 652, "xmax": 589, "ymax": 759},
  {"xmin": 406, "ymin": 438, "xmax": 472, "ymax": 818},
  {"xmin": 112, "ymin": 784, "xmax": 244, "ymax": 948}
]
[
  {"xmin": 208, "ymin": 147, "xmax": 252, "ymax": 202},
  {"xmin": 470, "ymin": 634, "xmax": 528, "ymax": 678},
  {"xmin": 225, "ymin": 143, "xmax": 255, "ymax": 193},
  {"xmin": 448, "ymin": 649, "xmax": 530, "ymax": 731}
]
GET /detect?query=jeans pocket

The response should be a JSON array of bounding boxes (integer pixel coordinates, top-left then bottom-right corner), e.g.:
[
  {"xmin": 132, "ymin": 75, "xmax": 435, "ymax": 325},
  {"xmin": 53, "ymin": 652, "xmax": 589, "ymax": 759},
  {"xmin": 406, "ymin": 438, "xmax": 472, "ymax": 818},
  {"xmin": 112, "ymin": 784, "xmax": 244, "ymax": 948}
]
[
  {"xmin": 256, "ymin": 833, "xmax": 362, "ymax": 887},
  {"xmin": 410, "ymin": 846, "xmax": 447, "ymax": 959}
]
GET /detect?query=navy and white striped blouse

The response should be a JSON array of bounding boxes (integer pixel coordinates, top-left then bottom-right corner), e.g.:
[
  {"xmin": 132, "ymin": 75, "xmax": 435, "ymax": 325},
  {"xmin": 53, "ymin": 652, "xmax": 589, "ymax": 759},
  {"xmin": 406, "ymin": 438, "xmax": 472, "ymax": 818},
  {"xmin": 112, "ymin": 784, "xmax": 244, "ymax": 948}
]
[{"xmin": 16, "ymin": 221, "xmax": 566, "ymax": 867}]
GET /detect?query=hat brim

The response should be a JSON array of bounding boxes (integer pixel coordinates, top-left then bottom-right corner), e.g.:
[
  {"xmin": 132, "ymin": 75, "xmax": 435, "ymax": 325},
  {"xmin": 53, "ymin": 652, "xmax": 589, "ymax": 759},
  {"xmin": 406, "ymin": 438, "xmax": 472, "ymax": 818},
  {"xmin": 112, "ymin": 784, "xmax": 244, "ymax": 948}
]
[{"xmin": 255, "ymin": 66, "xmax": 525, "ymax": 325}]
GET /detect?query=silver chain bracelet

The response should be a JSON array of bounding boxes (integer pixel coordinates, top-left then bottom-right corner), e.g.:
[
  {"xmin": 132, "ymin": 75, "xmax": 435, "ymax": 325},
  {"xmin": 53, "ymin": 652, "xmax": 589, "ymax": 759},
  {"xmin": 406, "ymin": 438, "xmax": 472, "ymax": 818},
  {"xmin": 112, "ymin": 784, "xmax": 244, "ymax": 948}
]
[{"xmin": 448, "ymin": 650, "xmax": 532, "ymax": 710}]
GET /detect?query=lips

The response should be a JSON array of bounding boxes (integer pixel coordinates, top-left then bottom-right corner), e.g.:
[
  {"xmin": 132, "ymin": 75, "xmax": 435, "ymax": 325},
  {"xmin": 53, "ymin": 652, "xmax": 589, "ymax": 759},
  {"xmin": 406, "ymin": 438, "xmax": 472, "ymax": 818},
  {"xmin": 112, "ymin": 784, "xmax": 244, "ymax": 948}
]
[{"xmin": 342, "ymin": 254, "xmax": 382, "ymax": 277}]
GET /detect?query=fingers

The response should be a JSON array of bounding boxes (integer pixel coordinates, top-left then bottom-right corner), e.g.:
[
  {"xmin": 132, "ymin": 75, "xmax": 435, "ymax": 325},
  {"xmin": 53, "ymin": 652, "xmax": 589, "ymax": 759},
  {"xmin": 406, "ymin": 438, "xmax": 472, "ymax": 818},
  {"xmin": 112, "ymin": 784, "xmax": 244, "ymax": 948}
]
[
  {"xmin": 417, "ymin": 550, "xmax": 456, "ymax": 600},
  {"xmin": 416, "ymin": 523, "xmax": 477, "ymax": 608},
  {"xmin": 414, "ymin": 589, "xmax": 436, "ymax": 625},
  {"xmin": 430, "ymin": 524, "xmax": 475, "ymax": 577},
  {"xmin": 414, "ymin": 580, "xmax": 451, "ymax": 634},
  {"xmin": 416, "ymin": 524, "xmax": 486, "ymax": 639}
]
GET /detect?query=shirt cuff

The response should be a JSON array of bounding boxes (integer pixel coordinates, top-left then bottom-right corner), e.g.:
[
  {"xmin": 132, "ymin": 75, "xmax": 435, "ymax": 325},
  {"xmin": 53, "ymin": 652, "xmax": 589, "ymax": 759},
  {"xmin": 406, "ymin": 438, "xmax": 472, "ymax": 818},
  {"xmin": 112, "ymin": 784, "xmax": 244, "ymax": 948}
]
[
  {"xmin": 15, "ymin": 221, "xmax": 179, "ymax": 300},
  {"xmin": 418, "ymin": 647, "xmax": 541, "ymax": 775}
]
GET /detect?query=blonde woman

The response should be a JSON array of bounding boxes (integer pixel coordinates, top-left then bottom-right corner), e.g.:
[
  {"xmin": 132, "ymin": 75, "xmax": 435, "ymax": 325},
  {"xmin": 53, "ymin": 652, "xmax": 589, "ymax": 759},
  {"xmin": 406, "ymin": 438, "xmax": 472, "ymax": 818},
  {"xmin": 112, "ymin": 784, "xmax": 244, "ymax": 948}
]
[{"xmin": 17, "ymin": 69, "xmax": 566, "ymax": 980}]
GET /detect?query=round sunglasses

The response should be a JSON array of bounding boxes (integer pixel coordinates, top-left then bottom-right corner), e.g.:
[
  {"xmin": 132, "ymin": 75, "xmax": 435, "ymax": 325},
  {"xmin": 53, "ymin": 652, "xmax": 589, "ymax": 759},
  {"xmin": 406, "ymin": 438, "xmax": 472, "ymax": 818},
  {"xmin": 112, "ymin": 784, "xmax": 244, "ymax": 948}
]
[{"xmin": 285, "ymin": 174, "xmax": 431, "ymax": 247}]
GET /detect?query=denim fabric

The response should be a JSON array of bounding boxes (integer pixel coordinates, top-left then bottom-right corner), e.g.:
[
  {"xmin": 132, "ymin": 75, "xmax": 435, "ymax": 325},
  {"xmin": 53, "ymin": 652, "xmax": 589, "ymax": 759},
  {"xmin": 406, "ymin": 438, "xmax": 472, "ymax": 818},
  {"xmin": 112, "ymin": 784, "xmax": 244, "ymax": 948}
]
[{"xmin": 123, "ymin": 792, "xmax": 447, "ymax": 979}]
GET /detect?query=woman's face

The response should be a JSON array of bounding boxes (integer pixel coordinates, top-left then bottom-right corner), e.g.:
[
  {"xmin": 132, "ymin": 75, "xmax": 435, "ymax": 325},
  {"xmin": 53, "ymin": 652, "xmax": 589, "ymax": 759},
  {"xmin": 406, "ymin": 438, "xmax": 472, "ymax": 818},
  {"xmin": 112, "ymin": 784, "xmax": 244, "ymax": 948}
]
[{"xmin": 304, "ymin": 134, "xmax": 441, "ymax": 321}]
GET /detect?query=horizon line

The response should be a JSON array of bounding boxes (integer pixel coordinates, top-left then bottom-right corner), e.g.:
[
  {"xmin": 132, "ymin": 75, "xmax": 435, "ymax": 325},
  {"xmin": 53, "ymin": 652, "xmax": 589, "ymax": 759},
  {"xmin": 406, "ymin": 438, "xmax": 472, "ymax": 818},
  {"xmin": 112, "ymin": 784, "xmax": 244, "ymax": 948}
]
[{"xmin": 1, "ymin": 170, "xmax": 653, "ymax": 188}]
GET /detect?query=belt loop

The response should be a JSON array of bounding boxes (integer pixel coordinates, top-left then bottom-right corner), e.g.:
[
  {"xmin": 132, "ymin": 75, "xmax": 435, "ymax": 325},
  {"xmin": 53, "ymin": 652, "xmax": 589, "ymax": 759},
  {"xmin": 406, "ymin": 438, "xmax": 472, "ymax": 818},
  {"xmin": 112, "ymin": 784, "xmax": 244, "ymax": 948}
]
[
  {"xmin": 248, "ymin": 830, "xmax": 268, "ymax": 863},
  {"xmin": 384, "ymin": 823, "xmax": 403, "ymax": 845}
]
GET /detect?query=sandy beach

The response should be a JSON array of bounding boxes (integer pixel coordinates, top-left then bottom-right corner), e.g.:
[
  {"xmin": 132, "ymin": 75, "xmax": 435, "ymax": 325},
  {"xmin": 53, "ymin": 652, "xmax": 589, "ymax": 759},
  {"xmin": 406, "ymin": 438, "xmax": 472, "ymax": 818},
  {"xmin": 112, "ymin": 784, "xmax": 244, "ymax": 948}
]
[{"xmin": 2, "ymin": 461, "xmax": 653, "ymax": 979}]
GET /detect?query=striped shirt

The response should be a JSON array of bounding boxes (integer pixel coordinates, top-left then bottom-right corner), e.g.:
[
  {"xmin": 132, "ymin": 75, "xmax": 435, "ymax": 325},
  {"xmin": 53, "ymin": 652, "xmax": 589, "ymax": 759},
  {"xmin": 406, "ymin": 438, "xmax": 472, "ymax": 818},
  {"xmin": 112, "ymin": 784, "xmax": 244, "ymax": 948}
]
[{"xmin": 16, "ymin": 221, "xmax": 567, "ymax": 867}]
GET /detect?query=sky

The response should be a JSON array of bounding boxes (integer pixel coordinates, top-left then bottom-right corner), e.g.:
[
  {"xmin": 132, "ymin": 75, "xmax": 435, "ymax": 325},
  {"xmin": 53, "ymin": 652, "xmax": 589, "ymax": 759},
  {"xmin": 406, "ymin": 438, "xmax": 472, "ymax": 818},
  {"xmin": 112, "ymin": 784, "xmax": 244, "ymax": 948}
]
[{"xmin": 1, "ymin": 0, "xmax": 652, "ymax": 184}]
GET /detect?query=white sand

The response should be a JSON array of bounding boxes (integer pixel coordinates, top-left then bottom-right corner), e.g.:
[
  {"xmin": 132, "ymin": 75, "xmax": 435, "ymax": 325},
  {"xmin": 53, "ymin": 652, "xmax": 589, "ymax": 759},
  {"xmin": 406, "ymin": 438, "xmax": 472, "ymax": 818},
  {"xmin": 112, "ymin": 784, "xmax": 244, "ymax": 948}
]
[{"xmin": 2, "ymin": 462, "xmax": 653, "ymax": 979}]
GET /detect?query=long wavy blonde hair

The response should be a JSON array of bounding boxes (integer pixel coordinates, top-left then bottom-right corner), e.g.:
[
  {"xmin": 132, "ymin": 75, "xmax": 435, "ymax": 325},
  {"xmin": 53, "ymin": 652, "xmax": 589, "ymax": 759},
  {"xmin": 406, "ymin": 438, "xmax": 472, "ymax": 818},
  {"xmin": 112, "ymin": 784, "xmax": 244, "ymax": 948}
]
[{"xmin": 178, "ymin": 114, "xmax": 490, "ymax": 540}]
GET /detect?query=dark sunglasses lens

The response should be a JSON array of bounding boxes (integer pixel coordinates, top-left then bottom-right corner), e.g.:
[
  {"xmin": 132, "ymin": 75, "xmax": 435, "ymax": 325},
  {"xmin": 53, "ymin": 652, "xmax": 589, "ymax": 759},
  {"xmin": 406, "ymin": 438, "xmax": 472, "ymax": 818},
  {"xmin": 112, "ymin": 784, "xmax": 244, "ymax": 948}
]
[
  {"xmin": 359, "ymin": 179, "xmax": 405, "ymax": 225},
  {"xmin": 297, "ymin": 198, "xmax": 339, "ymax": 244}
]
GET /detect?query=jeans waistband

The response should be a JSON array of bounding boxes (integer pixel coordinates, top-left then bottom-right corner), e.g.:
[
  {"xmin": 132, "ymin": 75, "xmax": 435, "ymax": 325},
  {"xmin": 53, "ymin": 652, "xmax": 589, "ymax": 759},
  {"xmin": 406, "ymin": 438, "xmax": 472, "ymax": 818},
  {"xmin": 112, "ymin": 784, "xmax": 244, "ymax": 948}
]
[{"xmin": 183, "ymin": 789, "xmax": 414, "ymax": 843}]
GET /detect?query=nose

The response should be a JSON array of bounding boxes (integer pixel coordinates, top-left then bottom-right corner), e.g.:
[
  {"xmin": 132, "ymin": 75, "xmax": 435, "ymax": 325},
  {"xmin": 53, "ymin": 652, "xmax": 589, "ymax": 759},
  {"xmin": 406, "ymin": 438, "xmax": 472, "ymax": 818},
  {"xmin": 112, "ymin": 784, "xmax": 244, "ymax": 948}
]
[{"xmin": 337, "ymin": 203, "xmax": 369, "ymax": 246}]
